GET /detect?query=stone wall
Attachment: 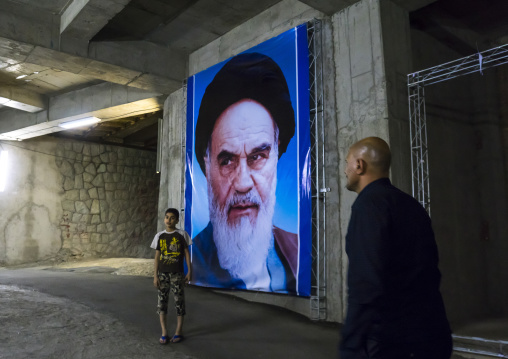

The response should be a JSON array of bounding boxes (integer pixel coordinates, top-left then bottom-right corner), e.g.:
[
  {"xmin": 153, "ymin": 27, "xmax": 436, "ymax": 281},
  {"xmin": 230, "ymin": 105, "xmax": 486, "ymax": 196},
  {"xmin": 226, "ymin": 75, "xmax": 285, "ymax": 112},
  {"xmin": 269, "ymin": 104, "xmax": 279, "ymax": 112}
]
[
  {"xmin": 56, "ymin": 141, "xmax": 159, "ymax": 259},
  {"xmin": 0, "ymin": 136, "xmax": 159, "ymax": 266}
]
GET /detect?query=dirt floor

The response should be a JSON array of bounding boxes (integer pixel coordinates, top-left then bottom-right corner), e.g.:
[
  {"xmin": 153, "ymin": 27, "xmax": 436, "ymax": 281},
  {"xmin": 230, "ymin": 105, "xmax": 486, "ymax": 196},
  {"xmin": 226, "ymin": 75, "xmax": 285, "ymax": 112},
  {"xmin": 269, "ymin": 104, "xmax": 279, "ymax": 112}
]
[{"xmin": 0, "ymin": 258, "xmax": 195, "ymax": 359}]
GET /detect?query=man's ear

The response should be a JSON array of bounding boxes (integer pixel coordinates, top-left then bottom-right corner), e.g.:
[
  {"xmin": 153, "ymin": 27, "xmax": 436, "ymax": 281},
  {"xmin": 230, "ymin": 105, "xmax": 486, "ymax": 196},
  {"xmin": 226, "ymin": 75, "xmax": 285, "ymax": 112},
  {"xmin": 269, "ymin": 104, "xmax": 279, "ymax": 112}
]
[{"xmin": 355, "ymin": 158, "xmax": 366, "ymax": 175}]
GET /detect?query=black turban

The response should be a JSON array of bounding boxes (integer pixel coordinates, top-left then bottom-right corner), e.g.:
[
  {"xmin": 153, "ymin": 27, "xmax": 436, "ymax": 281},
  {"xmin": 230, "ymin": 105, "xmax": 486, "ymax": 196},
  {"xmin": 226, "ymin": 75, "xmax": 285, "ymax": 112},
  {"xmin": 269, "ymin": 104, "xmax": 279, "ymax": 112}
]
[{"xmin": 194, "ymin": 52, "xmax": 295, "ymax": 175}]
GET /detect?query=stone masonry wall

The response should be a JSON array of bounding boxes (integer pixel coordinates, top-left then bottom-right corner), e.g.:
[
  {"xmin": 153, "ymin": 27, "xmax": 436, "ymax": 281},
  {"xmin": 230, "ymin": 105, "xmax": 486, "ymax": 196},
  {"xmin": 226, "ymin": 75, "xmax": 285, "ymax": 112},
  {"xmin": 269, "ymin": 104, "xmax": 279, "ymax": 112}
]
[{"xmin": 56, "ymin": 141, "xmax": 159, "ymax": 259}]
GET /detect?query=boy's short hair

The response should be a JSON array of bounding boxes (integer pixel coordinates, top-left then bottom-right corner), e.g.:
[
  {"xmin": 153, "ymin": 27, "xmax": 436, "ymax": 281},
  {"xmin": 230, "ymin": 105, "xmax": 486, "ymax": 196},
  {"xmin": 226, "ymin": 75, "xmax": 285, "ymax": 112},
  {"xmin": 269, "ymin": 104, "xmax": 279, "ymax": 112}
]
[{"xmin": 165, "ymin": 208, "xmax": 179, "ymax": 221}]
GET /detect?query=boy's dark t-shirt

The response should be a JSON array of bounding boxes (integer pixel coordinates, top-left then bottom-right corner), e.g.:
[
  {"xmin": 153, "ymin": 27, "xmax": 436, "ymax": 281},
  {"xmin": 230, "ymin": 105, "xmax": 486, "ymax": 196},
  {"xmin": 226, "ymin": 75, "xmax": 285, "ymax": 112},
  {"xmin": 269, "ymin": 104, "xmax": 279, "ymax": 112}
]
[{"xmin": 156, "ymin": 231, "xmax": 188, "ymax": 273}]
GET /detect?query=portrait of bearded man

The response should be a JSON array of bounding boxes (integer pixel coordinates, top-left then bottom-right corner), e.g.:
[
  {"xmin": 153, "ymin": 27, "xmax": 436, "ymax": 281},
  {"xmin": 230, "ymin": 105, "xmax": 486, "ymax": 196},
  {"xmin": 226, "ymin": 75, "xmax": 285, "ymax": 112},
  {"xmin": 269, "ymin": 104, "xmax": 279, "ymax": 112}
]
[{"xmin": 190, "ymin": 52, "xmax": 299, "ymax": 293}]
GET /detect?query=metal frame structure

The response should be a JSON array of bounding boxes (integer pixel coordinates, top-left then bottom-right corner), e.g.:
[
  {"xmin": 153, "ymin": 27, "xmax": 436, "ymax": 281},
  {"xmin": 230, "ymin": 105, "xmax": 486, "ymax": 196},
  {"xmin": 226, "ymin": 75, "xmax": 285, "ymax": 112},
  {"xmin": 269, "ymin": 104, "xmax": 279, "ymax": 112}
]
[
  {"xmin": 408, "ymin": 43, "xmax": 508, "ymax": 213},
  {"xmin": 409, "ymin": 44, "xmax": 508, "ymax": 358},
  {"xmin": 308, "ymin": 19, "xmax": 327, "ymax": 321}
]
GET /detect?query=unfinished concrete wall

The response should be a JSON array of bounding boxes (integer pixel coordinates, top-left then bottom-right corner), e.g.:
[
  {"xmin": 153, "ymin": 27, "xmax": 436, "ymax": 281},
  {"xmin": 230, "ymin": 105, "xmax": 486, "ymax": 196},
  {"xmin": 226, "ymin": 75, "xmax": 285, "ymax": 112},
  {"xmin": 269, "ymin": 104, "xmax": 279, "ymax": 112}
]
[
  {"xmin": 157, "ymin": 88, "xmax": 186, "ymax": 230},
  {"xmin": 0, "ymin": 139, "xmax": 62, "ymax": 264},
  {"xmin": 498, "ymin": 66, "xmax": 508, "ymax": 318},
  {"xmin": 188, "ymin": 0, "xmax": 322, "ymax": 76},
  {"xmin": 410, "ymin": 28, "xmax": 508, "ymax": 326},
  {"xmin": 0, "ymin": 137, "xmax": 159, "ymax": 266},
  {"xmin": 472, "ymin": 68, "xmax": 508, "ymax": 319},
  {"xmin": 332, "ymin": 0, "xmax": 412, "ymax": 322}
]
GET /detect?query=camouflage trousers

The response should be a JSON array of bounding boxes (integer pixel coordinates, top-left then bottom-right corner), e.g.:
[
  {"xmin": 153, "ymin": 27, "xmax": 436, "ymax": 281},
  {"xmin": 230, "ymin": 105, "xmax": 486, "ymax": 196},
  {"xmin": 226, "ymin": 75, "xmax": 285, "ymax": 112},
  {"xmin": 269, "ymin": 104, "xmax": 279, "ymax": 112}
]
[{"xmin": 157, "ymin": 272, "xmax": 186, "ymax": 316}]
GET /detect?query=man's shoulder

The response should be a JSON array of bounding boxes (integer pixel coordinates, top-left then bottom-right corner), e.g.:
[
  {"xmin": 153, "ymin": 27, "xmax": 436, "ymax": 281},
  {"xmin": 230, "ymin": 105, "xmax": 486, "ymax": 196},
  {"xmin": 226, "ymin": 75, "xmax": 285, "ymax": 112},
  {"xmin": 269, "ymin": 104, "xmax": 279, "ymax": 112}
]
[
  {"xmin": 272, "ymin": 226, "xmax": 298, "ymax": 260},
  {"xmin": 356, "ymin": 179, "xmax": 428, "ymax": 217},
  {"xmin": 191, "ymin": 222, "xmax": 216, "ymax": 262},
  {"xmin": 193, "ymin": 222, "xmax": 213, "ymax": 246},
  {"xmin": 273, "ymin": 226, "xmax": 298, "ymax": 278},
  {"xmin": 273, "ymin": 226, "xmax": 298, "ymax": 245}
]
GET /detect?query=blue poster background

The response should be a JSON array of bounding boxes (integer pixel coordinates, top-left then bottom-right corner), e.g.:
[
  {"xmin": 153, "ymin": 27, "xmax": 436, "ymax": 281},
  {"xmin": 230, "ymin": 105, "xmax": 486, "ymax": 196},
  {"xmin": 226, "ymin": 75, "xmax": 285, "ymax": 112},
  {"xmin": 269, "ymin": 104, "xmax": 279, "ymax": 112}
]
[{"xmin": 185, "ymin": 24, "xmax": 311, "ymax": 296}]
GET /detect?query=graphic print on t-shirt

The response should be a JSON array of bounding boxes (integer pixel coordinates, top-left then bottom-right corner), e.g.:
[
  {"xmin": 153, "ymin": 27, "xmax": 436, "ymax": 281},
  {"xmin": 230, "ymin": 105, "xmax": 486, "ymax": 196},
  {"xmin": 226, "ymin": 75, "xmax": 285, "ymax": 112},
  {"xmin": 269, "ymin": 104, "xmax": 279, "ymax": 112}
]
[
  {"xmin": 160, "ymin": 236, "xmax": 181, "ymax": 264},
  {"xmin": 156, "ymin": 231, "xmax": 188, "ymax": 273}
]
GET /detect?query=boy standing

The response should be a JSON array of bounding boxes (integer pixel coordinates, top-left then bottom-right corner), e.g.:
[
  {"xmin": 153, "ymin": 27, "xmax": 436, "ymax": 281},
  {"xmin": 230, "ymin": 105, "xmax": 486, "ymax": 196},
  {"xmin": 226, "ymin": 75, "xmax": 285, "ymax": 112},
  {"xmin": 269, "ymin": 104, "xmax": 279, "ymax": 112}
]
[{"xmin": 152, "ymin": 208, "xmax": 192, "ymax": 344}]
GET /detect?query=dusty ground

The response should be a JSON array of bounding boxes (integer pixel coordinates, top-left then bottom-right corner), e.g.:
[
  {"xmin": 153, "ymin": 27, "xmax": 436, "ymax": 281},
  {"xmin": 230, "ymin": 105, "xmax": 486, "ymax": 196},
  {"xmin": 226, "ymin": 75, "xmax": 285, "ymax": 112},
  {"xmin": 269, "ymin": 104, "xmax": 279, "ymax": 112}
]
[
  {"xmin": 1, "ymin": 257, "xmax": 503, "ymax": 359},
  {"xmin": 0, "ymin": 258, "xmax": 196, "ymax": 359},
  {"xmin": 52, "ymin": 257, "xmax": 155, "ymax": 277}
]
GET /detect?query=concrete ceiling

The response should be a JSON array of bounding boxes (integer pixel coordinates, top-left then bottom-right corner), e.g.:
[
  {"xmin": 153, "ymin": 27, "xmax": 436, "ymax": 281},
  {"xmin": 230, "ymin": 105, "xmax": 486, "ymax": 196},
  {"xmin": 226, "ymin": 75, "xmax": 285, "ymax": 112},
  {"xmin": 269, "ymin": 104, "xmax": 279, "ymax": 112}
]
[{"xmin": 0, "ymin": 0, "xmax": 506, "ymax": 151}]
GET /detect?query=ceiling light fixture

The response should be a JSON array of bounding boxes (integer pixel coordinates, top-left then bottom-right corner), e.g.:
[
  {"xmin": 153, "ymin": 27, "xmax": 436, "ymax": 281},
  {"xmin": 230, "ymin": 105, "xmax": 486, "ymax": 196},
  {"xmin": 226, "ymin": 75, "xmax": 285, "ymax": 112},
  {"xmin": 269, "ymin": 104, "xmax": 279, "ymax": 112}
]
[
  {"xmin": 58, "ymin": 116, "xmax": 101, "ymax": 129},
  {"xmin": 15, "ymin": 74, "xmax": 27, "ymax": 79}
]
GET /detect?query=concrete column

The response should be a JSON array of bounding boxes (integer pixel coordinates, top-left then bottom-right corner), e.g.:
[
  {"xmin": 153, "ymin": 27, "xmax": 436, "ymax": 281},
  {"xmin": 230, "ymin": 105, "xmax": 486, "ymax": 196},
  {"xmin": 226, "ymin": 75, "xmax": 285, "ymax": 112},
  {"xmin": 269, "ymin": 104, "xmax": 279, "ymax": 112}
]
[
  {"xmin": 497, "ymin": 66, "xmax": 508, "ymax": 317},
  {"xmin": 158, "ymin": 90, "xmax": 185, "ymax": 230},
  {"xmin": 474, "ymin": 68, "xmax": 508, "ymax": 317},
  {"xmin": 330, "ymin": 0, "xmax": 411, "ymax": 322}
]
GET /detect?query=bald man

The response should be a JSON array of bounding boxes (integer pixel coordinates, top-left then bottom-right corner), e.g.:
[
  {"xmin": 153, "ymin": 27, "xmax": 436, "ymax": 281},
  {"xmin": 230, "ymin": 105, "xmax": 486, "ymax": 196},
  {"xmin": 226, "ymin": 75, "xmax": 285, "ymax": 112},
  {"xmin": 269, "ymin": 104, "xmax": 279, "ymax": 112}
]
[{"xmin": 340, "ymin": 137, "xmax": 452, "ymax": 359}]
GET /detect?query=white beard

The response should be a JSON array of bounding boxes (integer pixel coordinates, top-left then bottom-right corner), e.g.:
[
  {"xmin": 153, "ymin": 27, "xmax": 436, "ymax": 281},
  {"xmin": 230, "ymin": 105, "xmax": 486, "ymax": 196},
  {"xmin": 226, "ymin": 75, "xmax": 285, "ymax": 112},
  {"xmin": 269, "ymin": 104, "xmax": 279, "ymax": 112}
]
[{"xmin": 208, "ymin": 177, "xmax": 276, "ymax": 282}]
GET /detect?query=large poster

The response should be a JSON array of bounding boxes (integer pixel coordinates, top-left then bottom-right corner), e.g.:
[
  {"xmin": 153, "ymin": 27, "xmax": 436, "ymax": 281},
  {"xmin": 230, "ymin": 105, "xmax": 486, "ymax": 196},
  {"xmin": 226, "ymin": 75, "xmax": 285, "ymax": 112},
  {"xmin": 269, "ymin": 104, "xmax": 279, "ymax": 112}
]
[{"xmin": 185, "ymin": 24, "xmax": 311, "ymax": 296}]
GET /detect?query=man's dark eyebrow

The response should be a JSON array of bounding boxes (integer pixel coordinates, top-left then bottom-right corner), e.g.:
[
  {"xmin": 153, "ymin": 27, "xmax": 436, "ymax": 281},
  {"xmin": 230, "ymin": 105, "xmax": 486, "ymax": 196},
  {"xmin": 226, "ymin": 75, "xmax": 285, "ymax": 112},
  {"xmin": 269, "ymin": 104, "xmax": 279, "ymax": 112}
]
[
  {"xmin": 249, "ymin": 143, "xmax": 272, "ymax": 154},
  {"xmin": 216, "ymin": 144, "xmax": 271, "ymax": 162},
  {"xmin": 217, "ymin": 150, "xmax": 236, "ymax": 162}
]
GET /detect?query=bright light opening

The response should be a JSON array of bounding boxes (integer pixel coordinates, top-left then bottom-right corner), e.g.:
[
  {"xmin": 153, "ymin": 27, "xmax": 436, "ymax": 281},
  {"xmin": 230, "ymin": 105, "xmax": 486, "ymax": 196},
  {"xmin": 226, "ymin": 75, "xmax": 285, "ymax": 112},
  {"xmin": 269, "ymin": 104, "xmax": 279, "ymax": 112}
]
[
  {"xmin": 59, "ymin": 117, "xmax": 101, "ymax": 129},
  {"xmin": 0, "ymin": 150, "xmax": 8, "ymax": 192}
]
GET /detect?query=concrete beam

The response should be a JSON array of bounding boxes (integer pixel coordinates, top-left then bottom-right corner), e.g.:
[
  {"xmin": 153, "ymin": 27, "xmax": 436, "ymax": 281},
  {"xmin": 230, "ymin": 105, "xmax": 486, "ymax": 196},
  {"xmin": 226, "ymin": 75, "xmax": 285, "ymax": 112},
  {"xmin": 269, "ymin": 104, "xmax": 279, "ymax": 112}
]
[
  {"xmin": 391, "ymin": 0, "xmax": 438, "ymax": 12},
  {"xmin": 0, "ymin": 3, "xmax": 186, "ymax": 94},
  {"xmin": 87, "ymin": 41, "xmax": 187, "ymax": 86},
  {"xmin": 411, "ymin": 7, "xmax": 487, "ymax": 56},
  {"xmin": 0, "ymin": 86, "xmax": 47, "ymax": 112},
  {"xmin": 104, "ymin": 112, "xmax": 160, "ymax": 141},
  {"xmin": 297, "ymin": 0, "xmax": 437, "ymax": 15},
  {"xmin": 0, "ymin": 0, "xmax": 58, "ymax": 49},
  {"xmin": 298, "ymin": 0, "xmax": 358, "ymax": 15},
  {"xmin": 61, "ymin": 0, "xmax": 130, "ymax": 41},
  {"xmin": 0, "ymin": 37, "xmax": 182, "ymax": 94},
  {"xmin": 0, "ymin": 82, "xmax": 165, "ymax": 140}
]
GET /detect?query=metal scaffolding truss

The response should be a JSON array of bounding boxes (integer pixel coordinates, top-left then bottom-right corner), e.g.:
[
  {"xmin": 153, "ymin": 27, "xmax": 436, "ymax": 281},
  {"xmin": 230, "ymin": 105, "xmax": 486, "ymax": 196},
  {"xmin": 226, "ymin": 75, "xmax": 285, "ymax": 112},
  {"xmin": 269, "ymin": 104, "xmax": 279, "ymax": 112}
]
[
  {"xmin": 308, "ymin": 19, "xmax": 327, "ymax": 321},
  {"xmin": 408, "ymin": 84, "xmax": 431, "ymax": 214},
  {"xmin": 408, "ymin": 43, "xmax": 508, "ymax": 213},
  {"xmin": 409, "ymin": 44, "xmax": 508, "ymax": 87}
]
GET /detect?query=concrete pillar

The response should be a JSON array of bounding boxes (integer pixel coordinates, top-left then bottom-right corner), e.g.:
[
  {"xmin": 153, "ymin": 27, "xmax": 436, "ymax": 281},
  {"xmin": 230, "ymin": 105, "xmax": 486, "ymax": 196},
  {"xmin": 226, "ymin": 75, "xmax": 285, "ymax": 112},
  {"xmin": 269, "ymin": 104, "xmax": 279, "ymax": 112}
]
[
  {"xmin": 474, "ymin": 68, "xmax": 508, "ymax": 317},
  {"xmin": 497, "ymin": 66, "xmax": 508, "ymax": 317},
  {"xmin": 157, "ymin": 89, "xmax": 185, "ymax": 230},
  {"xmin": 330, "ymin": 0, "xmax": 411, "ymax": 321}
]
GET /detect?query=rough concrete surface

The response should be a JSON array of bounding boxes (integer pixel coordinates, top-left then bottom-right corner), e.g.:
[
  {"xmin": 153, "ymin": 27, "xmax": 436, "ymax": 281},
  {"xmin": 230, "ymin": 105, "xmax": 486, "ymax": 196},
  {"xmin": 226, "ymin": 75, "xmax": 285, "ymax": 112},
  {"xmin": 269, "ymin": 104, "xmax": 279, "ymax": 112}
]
[
  {"xmin": 1, "ymin": 257, "xmax": 497, "ymax": 359},
  {"xmin": 0, "ymin": 258, "xmax": 193, "ymax": 359},
  {"xmin": 0, "ymin": 257, "xmax": 340, "ymax": 359},
  {"xmin": 0, "ymin": 285, "xmax": 193, "ymax": 359}
]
